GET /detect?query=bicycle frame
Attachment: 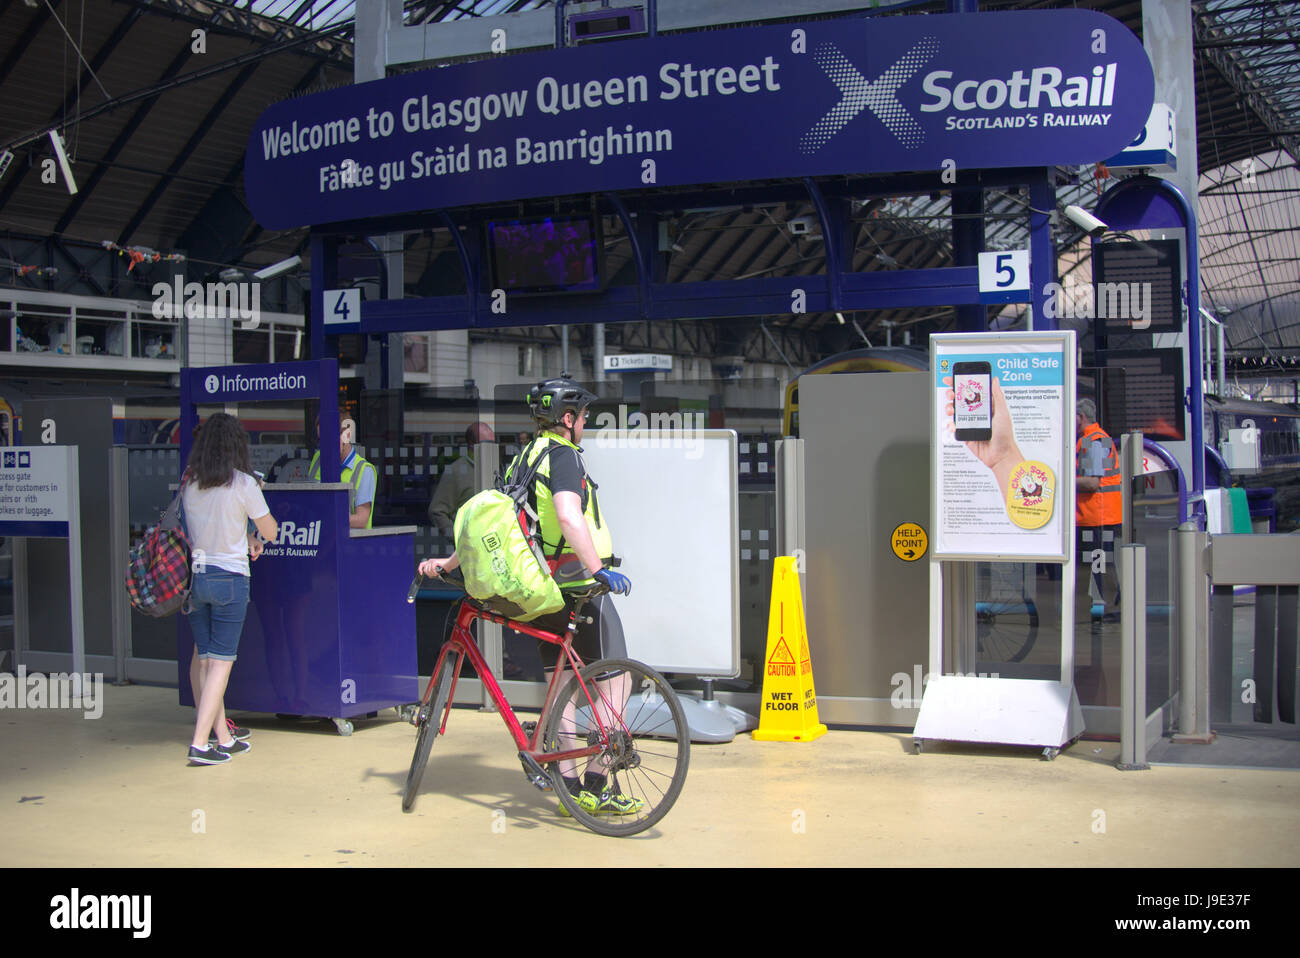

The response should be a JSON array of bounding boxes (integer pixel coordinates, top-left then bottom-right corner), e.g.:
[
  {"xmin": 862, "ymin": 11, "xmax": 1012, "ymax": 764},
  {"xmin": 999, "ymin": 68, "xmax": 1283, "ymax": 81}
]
[{"xmin": 422, "ymin": 598, "xmax": 616, "ymax": 772}]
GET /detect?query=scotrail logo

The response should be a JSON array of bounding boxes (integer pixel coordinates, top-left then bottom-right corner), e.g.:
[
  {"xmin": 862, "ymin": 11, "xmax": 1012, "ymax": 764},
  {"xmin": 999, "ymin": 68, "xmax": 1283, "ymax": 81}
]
[
  {"xmin": 802, "ymin": 39, "xmax": 1121, "ymax": 151},
  {"xmin": 801, "ymin": 38, "xmax": 939, "ymax": 153},
  {"xmin": 260, "ymin": 520, "xmax": 320, "ymax": 558}
]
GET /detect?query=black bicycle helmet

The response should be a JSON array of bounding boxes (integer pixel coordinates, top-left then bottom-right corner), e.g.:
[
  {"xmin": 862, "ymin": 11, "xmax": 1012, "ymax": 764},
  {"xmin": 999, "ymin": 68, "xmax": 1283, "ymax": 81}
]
[{"xmin": 527, "ymin": 375, "xmax": 598, "ymax": 426}]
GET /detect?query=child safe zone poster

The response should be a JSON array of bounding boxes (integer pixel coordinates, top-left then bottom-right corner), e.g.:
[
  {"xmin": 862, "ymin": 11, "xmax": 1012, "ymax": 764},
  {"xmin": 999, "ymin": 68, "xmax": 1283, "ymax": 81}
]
[{"xmin": 931, "ymin": 331, "xmax": 1076, "ymax": 561}]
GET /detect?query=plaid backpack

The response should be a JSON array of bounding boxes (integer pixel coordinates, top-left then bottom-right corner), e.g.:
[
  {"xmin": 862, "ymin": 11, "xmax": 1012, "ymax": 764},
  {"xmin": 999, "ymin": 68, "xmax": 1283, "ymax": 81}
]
[{"xmin": 125, "ymin": 478, "xmax": 193, "ymax": 617}]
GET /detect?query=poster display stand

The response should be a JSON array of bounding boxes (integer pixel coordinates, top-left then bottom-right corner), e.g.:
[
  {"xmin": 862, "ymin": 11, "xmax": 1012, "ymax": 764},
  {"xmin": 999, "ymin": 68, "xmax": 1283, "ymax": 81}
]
[{"xmin": 914, "ymin": 331, "xmax": 1084, "ymax": 756}]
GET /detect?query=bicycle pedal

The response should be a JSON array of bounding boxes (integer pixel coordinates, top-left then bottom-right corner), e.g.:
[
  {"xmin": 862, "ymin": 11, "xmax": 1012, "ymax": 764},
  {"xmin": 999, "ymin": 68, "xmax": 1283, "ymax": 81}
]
[
  {"xmin": 521, "ymin": 720, "xmax": 537, "ymax": 736},
  {"xmin": 517, "ymin": 751, "xmax": 553, "ymax": 792}
]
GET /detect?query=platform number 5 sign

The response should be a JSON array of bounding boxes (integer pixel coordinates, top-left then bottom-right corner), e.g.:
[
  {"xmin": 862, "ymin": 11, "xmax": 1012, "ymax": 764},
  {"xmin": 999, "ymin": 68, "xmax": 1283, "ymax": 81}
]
[
  {"xmin": 977, "ymin": 250, "xmax": 1030, "ymax": 304},
  {"xmin": 323, "ymin": 288, "xmax": 361, "ymax": 327}
]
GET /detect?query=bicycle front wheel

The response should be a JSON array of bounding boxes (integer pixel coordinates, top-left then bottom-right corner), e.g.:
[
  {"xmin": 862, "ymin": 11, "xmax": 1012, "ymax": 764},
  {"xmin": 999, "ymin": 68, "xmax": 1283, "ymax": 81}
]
[
  {"xmin": 542, "ymin": 658, "xmax": 689, "ymax": 837},
  {"xmin": 402, "ymin": 651, "xmax": 456, "ymax": 813}
]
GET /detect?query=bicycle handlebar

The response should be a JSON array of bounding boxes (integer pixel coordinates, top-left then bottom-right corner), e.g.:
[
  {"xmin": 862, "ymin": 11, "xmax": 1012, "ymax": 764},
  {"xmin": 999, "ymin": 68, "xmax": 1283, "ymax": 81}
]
[{"xmin": 407, "ymin": 566, "xmax": 610, "ymax": 604}]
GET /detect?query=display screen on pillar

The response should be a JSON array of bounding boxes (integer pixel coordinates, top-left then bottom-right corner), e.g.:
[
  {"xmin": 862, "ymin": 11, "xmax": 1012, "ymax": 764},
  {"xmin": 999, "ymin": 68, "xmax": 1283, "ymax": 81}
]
[
  {"xmin": 485, "ymin": 214, "xmax": 601, "ymax": 294},
  {"xmin": 1099, "ymin": 348, "xmax": 1186, "ymax": 442},
  {"xmin": 1093, "ymin": 239, "xmax": 1182, "ymax": 338}
]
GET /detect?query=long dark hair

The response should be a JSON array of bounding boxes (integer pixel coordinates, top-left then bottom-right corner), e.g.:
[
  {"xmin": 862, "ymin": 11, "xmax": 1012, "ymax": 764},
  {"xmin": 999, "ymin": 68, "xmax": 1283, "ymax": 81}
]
[{"xmin": 188, "ymin": 412, "xmax": 253, "ymax": 489}]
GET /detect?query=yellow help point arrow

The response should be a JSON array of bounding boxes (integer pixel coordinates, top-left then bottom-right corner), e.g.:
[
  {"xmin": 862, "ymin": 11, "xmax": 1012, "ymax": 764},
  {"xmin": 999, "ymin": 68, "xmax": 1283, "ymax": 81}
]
[{"xmin": 890, "ymin": 522, "xmax": 927, "ymax": 562}]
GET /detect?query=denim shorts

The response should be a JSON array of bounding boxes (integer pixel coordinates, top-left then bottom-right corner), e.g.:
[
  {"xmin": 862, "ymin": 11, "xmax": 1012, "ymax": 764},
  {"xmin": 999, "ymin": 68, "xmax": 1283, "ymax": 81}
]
[{"xmin": 189, "ymin": 569, "xmax": 251, "ymax": 662}]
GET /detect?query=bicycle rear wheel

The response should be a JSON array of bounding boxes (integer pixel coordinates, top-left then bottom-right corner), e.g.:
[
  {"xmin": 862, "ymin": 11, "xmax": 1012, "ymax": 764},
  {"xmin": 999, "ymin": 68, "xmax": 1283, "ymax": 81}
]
[
  {"xmin": 402, "ymin": 651, "xmax": 456, "ymax": 812},
  {"xmin": 542, "ymin": 658, "xmax": 689, "ymax": 837}
]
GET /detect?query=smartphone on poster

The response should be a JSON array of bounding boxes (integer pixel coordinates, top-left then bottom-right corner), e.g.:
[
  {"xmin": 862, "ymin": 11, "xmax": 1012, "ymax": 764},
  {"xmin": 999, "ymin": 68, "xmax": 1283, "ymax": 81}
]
[{"xmin": 952, "ymin": 361, "xmax": 992, "ymax": 442}]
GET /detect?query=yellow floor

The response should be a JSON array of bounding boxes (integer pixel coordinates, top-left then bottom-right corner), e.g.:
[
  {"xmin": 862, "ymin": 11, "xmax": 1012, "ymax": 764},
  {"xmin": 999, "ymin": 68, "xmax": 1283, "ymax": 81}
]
[{"xmin": 1, "ymin": 683, "xmax": 1297, "ymax": 867}]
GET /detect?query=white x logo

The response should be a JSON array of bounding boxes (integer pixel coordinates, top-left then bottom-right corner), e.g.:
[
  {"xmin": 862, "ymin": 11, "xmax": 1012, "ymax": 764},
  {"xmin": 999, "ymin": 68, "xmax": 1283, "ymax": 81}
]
[{"xmin": 800, "ymin": 37, "xmax": 940, "ymax": 154}]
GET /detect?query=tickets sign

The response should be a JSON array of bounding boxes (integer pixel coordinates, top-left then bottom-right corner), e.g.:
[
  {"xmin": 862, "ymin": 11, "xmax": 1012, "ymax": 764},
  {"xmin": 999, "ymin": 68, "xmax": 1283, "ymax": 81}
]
[{"xmin": 245, "ymin": 10, "xmax": 1155, "ymax": 229}]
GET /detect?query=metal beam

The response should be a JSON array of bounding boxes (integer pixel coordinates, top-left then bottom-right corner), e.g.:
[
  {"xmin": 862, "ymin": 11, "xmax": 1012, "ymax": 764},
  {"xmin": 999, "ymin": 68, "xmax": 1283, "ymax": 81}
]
[
  {"xmin": 54, "ymin": 43, "xmax": 196, "ymax": 235},
  {"xmin": 118, "ymin": 60, "xmax": 262, "ymax": 245},
  {"xmin": 1, "ymin": 18, "xmax": 352, "ymax": 154}
]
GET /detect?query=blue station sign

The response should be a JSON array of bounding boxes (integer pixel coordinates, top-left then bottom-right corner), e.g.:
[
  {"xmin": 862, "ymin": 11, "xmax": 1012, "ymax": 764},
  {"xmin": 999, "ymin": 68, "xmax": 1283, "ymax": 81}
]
[{"xmin": 245, "ymin": 10, "xmax": 1155, "ymax": 230}]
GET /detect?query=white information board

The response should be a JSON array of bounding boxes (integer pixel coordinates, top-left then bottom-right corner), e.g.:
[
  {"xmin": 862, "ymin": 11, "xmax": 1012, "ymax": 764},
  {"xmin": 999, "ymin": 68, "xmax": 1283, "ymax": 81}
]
[
  {"xmin": 0, "ymin": 446, "xmax": 74, "ymax": 536},
  {"xmin": 931, "ymin": 331, "xmax": 1076, "ymax": 561},
  {"xmin": 580, "ymin": 429, "xmax": 738, "ymax": 677}
]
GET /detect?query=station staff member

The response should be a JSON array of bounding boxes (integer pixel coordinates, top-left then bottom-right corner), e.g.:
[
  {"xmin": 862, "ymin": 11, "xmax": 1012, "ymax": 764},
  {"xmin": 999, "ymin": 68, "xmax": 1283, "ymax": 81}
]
[
  {"xmin": 309, "ymin": 411, "xmax": 378, "ymax": 529},
  {"xmin": 427, "ymin": 422, "xmax": 495, "ymax": 538},
  {"xmin": 1076, "ymin": 398, "xmax": 1122, "ymax": 618}
]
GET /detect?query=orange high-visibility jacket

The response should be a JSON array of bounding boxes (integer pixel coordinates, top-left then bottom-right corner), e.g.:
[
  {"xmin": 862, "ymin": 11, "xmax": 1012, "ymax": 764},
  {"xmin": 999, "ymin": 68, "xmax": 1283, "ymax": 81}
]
[{"xmin": 1076, "ymin": 422, "xmax": 1121, "ymax": 526}]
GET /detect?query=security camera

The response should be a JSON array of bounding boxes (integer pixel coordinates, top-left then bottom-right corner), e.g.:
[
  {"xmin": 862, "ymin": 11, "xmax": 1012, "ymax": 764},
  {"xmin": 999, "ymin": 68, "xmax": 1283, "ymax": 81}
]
[{"xmin": 1064, "ymin": 205, "xmax": 1108, "ymax": 238}]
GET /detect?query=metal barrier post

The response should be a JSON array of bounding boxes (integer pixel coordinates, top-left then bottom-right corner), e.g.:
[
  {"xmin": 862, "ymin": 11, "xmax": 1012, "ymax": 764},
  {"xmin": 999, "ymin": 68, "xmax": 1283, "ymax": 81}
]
[
  {"xmin": 1118, "ymin": 542, "xmax": 1149, "ymax": 769},
  {"xmin": 1172, "ymin": 524, "xmax": 1214, "ymax": 742},
  {"xmin": 476, "ymin": 442, "xmax": 501, "ymax": 712},
  {"xmin": 109, "ymin": 447, "xmax": 131, "ymax": 685},
  {"xmin": 775, "ymin": 437, "xmax": 805, "ymax": 601},
  {"xmin": 1120, "ymin": 431, "xmax": 1143, "ymax": 547}
]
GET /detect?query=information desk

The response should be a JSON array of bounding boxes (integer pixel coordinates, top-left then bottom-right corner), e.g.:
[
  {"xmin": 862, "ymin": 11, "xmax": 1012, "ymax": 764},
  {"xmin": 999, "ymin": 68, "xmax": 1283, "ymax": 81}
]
[{"xmin": 177, "ymin": 483, "xmax": 418, "ymax": 734}]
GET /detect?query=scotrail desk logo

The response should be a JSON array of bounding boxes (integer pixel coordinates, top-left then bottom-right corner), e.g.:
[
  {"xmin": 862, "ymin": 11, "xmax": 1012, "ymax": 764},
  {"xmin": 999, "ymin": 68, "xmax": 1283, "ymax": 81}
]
[{"xmin": 259, "ymin": 519, "xmax": 321, "ymax": 558}]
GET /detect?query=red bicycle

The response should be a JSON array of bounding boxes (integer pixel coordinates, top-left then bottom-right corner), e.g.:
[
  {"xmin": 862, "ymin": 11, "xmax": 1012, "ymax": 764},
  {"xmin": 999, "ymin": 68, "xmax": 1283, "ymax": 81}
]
[{"xmin": 402, "ymin": 572, "xmax": 689, "ymax": 837}]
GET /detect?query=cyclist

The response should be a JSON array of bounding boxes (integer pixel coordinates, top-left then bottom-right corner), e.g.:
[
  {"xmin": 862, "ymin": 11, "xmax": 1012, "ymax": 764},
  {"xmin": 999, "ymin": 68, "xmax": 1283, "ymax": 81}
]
[{"xmin": 418, "ymin": 376, "xmax": 640, "ymax": 816}]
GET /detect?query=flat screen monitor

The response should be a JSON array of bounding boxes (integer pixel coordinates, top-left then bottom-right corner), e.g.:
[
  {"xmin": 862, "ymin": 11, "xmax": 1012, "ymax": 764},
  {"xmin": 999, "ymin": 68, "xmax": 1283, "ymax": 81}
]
[
  {"xmin": 1093, "ymin": 238, "xmax": 1182, "ymax": 337},
  {"xmin": 486, "ymin": 215, "xmax": 600, "ymax": 293},
  {"xmin": 1101, "ymin": 347, "xmax": 1186, "ymax": 441}
]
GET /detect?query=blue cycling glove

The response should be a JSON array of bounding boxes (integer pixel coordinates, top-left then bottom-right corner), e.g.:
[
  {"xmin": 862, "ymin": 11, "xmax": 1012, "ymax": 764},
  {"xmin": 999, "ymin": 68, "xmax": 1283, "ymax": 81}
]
[{"xmin": 593, "ymin": 568, "xmax": 631, "ymax": 596}]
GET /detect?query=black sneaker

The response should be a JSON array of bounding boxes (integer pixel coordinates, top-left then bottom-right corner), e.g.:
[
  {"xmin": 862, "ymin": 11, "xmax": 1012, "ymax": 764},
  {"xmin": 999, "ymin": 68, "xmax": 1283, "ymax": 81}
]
[
  {"xmin": 209, "ymin": 719, "xmax": 251, "ymax": 744},
  {"xmin": 216, "ymin": 739, "xmax": 251, "ymax": 757},
  {"xmin": 188, "ymin": 745, "xmax": 231, "ymax": 765}
]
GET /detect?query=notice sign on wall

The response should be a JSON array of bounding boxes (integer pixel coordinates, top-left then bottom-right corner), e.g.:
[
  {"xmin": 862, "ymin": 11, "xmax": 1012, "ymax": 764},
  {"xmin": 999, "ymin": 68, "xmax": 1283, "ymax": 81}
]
[
  {"xmin": 931, "ymin": 332, "xmax": 1076, "ymax": 561},
  {"xmin": 0, "ymin": 446, "xmax": 74, "ymax": 538}
]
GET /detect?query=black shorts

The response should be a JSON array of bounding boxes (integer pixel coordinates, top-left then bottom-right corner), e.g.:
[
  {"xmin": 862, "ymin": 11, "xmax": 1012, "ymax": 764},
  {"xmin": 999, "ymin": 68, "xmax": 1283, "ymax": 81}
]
[{"xmin": 529, "ymin": 593, "xmax": 626, "ymax": 671}]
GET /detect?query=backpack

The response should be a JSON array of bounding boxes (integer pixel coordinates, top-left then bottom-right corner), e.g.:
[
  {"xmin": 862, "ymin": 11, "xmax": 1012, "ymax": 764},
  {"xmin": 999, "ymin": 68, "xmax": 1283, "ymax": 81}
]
[
  {"xmin": 453, "ymin": 441, "xmax": 565, "ymax": 622},
  {"xmin": 125, "ymin": 479, "xmax": 193, "ymax": 618}
]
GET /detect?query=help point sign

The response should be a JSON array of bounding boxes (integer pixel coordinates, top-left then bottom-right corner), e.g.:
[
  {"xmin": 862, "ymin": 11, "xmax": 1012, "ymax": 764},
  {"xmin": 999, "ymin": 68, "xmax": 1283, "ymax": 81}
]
[{"xmin": 245, "ymin": 10, "xmax": 1155, "ymax": 229}]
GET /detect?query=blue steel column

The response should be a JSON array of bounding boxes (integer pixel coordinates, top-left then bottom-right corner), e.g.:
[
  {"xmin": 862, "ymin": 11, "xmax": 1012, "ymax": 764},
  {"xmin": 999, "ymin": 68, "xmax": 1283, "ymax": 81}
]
[
  {"xmin": 953, "ymin": 175, "xmax": 985, "ymax": 332},
  {"xmin": 950, "ymin": 0, "xmax": 984, "ymax": 331},
  {"xmin": 309, "ymin": 231, "xmax": 337, "ymax": 362},
  {"xmin": 1028, "ymin": 170, "xmax": 1057, "ymax": 331}
]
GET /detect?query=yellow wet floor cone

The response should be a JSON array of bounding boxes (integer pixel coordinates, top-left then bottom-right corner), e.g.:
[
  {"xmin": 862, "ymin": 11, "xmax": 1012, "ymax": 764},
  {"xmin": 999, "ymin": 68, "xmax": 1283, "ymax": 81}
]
[{"xmin": 752, "ymin": 557, "xmax": 827, "ymax": 742}]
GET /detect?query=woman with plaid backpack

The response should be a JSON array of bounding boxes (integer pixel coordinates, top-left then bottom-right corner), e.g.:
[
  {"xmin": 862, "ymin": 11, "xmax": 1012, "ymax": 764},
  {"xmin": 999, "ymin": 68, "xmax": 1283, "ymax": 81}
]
[{"xmin": 182, "ymin": 413, "xmax": 279, "ymax": 766}]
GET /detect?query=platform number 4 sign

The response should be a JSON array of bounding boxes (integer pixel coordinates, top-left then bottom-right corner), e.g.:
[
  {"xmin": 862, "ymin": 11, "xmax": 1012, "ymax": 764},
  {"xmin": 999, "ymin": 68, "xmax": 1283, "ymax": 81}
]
[
  {"xmin": 323, "ymin": 288, "xmax": 361, "ymax": 327},
  {"xmin": 977, "ymin": 250, "xmax": 1030, "ymax": 304}
]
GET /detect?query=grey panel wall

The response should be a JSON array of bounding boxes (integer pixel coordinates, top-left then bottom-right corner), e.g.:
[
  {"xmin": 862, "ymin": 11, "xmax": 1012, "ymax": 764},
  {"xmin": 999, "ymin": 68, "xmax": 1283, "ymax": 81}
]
[{"xmin": 801, "ymin": 373, "xmax": 931, "ymax": 722}]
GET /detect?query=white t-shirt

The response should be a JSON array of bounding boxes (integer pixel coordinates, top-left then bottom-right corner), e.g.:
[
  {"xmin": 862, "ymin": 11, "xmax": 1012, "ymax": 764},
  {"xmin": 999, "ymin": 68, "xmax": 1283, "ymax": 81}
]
[{"xmin": 182, "ymin": 471, "xmax": 271, "ymax": 576}]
